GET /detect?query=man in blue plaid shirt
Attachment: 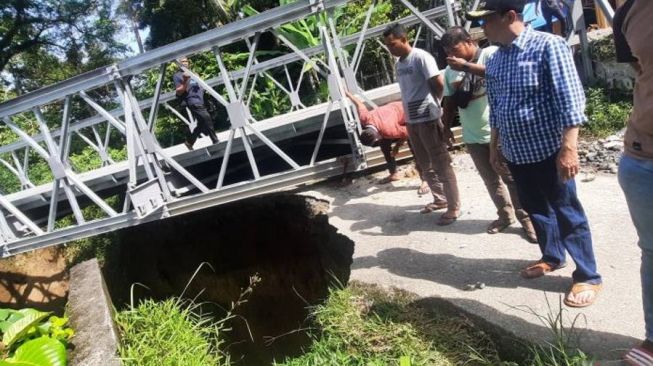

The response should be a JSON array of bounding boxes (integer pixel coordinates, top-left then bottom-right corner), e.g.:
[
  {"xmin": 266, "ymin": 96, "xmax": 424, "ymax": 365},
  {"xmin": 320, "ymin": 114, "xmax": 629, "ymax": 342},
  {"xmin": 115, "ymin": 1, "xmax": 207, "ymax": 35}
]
[{"xmin": 468, "ymin": 0, "xmax": 602, "ymax": 308}]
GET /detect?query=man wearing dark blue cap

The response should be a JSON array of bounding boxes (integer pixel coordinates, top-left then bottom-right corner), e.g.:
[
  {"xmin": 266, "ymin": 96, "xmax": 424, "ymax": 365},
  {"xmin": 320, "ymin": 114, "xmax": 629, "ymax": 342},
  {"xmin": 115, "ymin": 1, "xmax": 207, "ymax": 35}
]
[{"xmin": 468, "ymin": 0, "xmax": 603, "ymax": 308}]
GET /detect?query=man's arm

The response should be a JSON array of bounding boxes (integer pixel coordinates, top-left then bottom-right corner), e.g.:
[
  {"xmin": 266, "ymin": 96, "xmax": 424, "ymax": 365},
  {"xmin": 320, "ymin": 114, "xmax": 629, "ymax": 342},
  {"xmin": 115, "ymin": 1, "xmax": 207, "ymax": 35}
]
[
  {"xmin": 441, "ymin": 96, "xmax": 456, "ymax": 144},
  {"xmin": 446, "ymin": 56, "xmax": 486, "ymax": 77},
  {"xmin": 345, "ymin": 90, "xmax": 370, "ymax": 124},
  {"xmin": 558, "ymin": 126, "xmax": 580, "ymax": 181},
  {"xmin": 428, "ymin": 74, "xmax": 444, "ymax": 103},
  {"xmin": 174, "ymin": 74, "xmax": 190, "ymax": 96},
  {"xmin": 545, "ymin": 38, "xmax": 585, "ymax": 181}
]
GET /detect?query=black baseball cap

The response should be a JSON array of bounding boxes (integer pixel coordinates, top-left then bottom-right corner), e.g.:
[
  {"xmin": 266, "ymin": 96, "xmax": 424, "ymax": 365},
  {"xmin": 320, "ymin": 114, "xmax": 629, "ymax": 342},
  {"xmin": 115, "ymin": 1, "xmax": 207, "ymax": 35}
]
[{"xmin": 466, "ymin": 0, "xmax": 526, "ymax": 19}]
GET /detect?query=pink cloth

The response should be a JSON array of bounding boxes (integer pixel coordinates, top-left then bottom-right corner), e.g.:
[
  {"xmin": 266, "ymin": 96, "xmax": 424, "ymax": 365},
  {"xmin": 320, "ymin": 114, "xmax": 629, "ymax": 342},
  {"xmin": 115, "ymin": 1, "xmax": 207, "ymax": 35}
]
[{"xmin": 358, "ymin": 102, "xmax": 407, "ymax": 140}]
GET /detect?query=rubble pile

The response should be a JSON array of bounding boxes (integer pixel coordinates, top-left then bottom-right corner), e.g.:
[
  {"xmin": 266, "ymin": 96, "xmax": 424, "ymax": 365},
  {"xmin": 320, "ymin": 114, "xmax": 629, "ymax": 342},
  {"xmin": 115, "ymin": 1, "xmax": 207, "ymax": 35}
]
[{"xmin": 579, "ymin": 130, "xmax": 625, "ymax": 174}]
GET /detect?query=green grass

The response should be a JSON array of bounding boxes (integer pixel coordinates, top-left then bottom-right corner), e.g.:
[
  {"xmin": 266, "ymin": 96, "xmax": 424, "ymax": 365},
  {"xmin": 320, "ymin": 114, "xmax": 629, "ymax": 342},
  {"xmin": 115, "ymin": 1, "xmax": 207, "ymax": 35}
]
[
  {"xmin": 274, "ymin": 282, "xmax": 506, "ymax": 366},
  {"xmin": 114, "ymin": 297, "xmax": 228, "ymax": 366},
  {"xmin": 112, "ymin": 279, "xmax": 595, "ymax": 366}
]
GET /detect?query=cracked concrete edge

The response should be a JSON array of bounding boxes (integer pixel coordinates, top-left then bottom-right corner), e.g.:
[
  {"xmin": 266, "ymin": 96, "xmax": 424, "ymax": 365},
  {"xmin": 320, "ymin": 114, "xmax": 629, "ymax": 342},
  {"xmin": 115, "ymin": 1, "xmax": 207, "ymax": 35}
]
[{"xmin": 68, "ymin": 259, "xmax": 121, "ymax": 366}]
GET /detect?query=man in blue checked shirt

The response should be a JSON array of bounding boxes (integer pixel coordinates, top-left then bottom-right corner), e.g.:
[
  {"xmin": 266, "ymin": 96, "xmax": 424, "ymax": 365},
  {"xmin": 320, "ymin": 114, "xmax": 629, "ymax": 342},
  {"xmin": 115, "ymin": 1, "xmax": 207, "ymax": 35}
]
[{"xmin": 468, "ymin": 0, "xmax": 602, "ymax": 308}]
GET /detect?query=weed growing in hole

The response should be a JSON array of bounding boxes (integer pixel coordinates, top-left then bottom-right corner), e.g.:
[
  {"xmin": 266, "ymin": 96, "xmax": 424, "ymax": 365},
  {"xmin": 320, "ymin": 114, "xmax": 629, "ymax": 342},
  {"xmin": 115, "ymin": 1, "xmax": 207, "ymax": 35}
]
[
  {"xmin": 115, "ymin": 263, "xmax": 260, "ymax": 366},
  {"xmin": 273, "ymin": 282, "xmax": 507, "ymax": 366},
  {"xmin": 506, "ymin": 294, "xmax": 595, "ymax": 366}
]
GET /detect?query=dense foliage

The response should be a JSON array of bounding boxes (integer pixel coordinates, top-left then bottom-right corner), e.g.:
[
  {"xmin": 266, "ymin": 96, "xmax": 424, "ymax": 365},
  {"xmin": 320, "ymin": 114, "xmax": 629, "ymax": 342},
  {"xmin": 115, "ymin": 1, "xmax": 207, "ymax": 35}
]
[{"xmin": 0, "ymin": 308, "xmax": 74, "ymax": 366}]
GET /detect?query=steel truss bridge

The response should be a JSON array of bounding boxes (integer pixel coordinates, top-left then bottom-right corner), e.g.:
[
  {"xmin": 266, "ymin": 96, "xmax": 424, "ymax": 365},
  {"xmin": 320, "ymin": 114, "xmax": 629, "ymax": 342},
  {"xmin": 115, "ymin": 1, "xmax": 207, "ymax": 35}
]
[{"xmin": 0, "ymin": 0, "xmax": 613, "ymax": 257}]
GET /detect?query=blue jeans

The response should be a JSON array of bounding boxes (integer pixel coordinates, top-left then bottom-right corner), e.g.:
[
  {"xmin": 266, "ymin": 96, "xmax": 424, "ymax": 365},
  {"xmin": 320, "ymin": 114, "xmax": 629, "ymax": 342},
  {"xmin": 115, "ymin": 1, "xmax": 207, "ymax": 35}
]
[
  {"xmin": 619, "ymin": 154, "xmax": 653, "ymax": 342},
  {"xmin": 507, "ymin": 153, "xmax": 602, "ymax": 284}
]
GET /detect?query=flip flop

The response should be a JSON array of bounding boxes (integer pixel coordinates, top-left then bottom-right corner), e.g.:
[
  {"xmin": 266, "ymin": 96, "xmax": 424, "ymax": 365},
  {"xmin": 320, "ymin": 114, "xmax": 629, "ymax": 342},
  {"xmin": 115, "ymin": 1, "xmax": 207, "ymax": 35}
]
[
  {"xmin": 437, "ymin": 214, "xmax": 457, "ymax": 226},
  {"xmin": 486, "ymin": 219, "xmax": 514, "ymax": 234},
  {"xmin": 520, "ymin": 260, "xmax": 566, "ymax": 279},
  {"xmin": 420, "ymin": 202, "xmax": 448, "ymax": 214},
  {"xmin": 625, "ymin": 346, "xmax": 653, "ymax": 366},
  {"xmin": 564, "ymin": 282, "xmax": 602, "ymax": 308}
]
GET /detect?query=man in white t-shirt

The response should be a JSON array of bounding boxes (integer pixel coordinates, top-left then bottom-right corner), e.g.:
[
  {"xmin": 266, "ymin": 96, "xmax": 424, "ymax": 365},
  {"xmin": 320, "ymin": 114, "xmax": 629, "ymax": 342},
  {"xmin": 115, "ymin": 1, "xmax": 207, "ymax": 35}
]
[
  {"xmin": 383, "ymin": 23, "xmax": 460, "ymax": 225},
  {"xmin": 441, "ymin": 26, "xmax": 536, "ymax": 243}
]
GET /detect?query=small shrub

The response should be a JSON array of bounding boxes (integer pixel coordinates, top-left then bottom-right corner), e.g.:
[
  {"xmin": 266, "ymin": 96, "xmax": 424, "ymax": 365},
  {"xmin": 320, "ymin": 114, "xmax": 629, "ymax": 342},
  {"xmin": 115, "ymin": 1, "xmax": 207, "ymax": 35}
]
[{"xmin": 584, "ymin": 87, "xmax": 632, "ymax": 137}]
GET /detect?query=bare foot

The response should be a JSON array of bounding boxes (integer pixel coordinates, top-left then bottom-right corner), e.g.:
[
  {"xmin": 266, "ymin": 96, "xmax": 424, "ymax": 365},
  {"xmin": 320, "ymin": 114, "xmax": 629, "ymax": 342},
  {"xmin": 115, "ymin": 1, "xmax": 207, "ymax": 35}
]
[{"xmin": 379, "ymin": 173, "xmax": 401, "ymax": 184}]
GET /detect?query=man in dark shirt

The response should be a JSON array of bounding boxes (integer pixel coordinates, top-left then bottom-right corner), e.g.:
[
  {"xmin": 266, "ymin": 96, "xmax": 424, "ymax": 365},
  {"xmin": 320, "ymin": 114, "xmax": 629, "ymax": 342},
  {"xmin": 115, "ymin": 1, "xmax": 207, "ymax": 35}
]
[{"xmin": 174, "ymin": 57, "xmax": 218, "ymax": 150}]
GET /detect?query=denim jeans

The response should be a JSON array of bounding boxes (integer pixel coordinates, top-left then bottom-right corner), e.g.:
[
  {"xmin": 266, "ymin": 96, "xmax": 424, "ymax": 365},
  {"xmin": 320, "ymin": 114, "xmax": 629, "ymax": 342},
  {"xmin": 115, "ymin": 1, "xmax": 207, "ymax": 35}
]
[
  {"xmin": 619, "ymin": 154, "xmax": 653, "ymax": 342},
  {"xmin": 507, "ymin": 152, "xmax": 602, "ymax": 284}
]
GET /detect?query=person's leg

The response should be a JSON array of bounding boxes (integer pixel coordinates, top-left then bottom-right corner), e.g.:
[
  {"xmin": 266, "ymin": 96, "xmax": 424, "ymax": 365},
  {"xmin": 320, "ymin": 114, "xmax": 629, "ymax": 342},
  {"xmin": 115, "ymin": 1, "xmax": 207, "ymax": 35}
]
[
  {"xmin": 191, "ymin": 105, "xmax": 218, "ymax": 143},
  {"xmin": 619, "ymin": 155, "xmax": 653, "ymax": 343},
  {"xmin": 467, "ymin": 143, "xmax": 514, "ymax": 227},
  {"xmin": 416, "ymin": 121, "xmax": 460, "ymax": 219},
  {"xmin": 407, "ymin": 124, "xmax": 446, "ymax": 206},
  {"xmin": 533, "ymin": 155, "xmax": 601, "ymax": 285},
  {"xmin": 379, "ymin": 139, "xmax": 400, "ymax": 183},
  {"xmin": 408, "ymin": 139, "xmax": 432, "ymax": 195},
  {"xmin": 508, "ymin": 155, "xmax": 566, "ymax": 269},
  {"xmin": 495, "ymin": 147, "xmax": 536, "ymax": 242},
  {"xmin": 380, "ymin": 139, "xmax": 398, "ymax": 175}
]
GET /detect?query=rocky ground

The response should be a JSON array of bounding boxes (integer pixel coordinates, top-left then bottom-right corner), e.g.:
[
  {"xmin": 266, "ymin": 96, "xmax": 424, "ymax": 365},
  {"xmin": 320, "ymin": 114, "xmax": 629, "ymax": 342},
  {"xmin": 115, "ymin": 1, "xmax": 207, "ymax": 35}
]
[{"xmin": 579, "ymin": 130, "xmax": 625, "ymax": 175}]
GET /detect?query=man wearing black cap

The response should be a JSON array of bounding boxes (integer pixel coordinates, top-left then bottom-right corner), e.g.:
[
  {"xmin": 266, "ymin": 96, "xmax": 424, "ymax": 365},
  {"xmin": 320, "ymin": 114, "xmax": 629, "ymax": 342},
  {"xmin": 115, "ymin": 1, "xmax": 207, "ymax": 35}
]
[{"xmin": 468, "ymin": 0, "xmax": 602, "ymax": 308}]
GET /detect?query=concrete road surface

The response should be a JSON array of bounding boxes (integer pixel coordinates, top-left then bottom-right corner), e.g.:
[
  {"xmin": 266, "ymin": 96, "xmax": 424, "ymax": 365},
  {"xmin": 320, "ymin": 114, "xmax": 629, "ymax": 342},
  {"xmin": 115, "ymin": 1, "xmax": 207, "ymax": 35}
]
[{"xmin": 302, "ymin": 153, "xmax": 642, "ymax": 361}]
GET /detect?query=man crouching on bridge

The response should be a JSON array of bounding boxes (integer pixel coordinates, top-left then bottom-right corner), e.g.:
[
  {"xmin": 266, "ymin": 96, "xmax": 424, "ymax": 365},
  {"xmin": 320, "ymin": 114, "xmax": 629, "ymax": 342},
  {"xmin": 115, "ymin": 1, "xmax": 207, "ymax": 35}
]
[{"xmin": 344, "ymin": 90, "xmax": 430, "ymax": 194}]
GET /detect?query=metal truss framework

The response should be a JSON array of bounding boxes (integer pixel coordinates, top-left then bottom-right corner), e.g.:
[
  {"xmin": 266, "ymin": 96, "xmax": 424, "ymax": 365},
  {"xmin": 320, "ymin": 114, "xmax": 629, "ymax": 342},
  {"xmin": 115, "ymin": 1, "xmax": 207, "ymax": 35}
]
[{"xmin": 0, "ymin": 0, "xmax": 614, "ymax": 257}]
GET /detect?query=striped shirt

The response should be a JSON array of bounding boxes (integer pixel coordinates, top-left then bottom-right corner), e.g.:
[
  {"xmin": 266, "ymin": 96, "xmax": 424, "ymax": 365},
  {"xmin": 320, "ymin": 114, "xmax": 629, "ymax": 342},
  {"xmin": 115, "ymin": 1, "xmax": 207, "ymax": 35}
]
[{"xmin": 486, "ymin": 26, "xmax": 586, "ymax": 164}]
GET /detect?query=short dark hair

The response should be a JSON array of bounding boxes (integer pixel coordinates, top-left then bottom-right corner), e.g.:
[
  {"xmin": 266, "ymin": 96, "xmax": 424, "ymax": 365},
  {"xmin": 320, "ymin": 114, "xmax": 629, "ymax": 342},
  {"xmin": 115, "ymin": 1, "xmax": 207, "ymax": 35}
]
[
  {"xmin": 441, "ymin": 26, "xmax": 472, "ymax": 49},
  {"xmin": 383, "ymin": 23, "xmax": 407, "ymax": 39},
  {"xmin": 360, "ymin": 126, "xmax": 382, "ymax": 147}
]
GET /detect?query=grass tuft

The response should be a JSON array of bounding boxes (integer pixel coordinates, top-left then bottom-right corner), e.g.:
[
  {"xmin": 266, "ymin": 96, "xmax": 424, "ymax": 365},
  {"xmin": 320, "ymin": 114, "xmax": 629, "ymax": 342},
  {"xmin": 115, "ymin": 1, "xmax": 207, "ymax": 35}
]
[
  {"xmin": 274, "ymin": 282, "xmax": 507, "ymax": 366},
  {"xmin": 115, "ymin": 297, "xmax": 227, "ymax": 366}
]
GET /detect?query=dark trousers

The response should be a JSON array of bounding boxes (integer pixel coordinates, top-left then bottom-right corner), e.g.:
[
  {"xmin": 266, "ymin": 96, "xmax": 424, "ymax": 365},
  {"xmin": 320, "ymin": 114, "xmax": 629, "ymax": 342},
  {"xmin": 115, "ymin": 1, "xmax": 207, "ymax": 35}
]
[
  {"xmin": 541, "ymin": 0, "xmax": 571, "ymax": 37},
  {"xmin": 379, "ymin": 139, "xmax": 423, "ymax": 179},
  {"xmin": 188, "ymin": 104, "xmax": 218, "ymax": 145},
  {"xmin": 507, "ymin": 152, "xmax": 601, "ymax": 284}
]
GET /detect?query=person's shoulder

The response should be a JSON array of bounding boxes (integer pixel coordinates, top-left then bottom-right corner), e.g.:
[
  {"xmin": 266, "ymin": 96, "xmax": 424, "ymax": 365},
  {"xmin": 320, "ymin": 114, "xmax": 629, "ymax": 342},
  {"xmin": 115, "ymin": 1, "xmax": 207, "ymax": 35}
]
[
  {"xmin": 530, "ymin": 29, "xmax": 564, "ymax": 45},
  {"xmin": 482, "ymin": 45, "xmax": 499, "ymax": 56},
  {"xmin": 412, "ymin": 47, "xmax": 435, "ymax": 60}
]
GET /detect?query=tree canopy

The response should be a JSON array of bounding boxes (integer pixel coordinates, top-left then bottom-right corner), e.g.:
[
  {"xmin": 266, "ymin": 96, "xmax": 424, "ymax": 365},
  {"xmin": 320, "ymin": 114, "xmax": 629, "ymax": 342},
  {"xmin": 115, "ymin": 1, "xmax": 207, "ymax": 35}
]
[{"xmin": 0, "ymin": 0, "xmax": 127, "ymax": 94}]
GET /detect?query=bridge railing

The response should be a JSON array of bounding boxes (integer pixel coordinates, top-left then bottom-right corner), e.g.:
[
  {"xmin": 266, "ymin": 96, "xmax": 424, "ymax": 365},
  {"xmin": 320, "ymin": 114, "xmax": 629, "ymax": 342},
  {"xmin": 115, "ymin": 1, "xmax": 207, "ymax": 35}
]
[{"xmin": 0, "ymin": 0, "xmax": 458, "ymax": 256}]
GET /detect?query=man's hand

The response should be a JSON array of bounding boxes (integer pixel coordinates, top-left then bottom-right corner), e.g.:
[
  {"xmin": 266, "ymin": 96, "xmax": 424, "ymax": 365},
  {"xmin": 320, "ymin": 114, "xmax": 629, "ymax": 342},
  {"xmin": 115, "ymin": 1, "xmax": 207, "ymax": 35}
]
[
  {"xmin": 446, "ymin": 56, "xmax": 468, "ymax": 71},
  {"xmin": 557, "ymin": 146, "xmax": 579, "ymax": 181}
]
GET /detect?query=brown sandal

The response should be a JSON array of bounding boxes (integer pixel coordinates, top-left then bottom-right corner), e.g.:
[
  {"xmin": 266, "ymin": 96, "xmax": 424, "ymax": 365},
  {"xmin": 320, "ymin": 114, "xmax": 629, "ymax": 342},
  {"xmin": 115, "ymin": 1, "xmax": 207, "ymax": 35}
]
[
  {"xmin": 520, "ymin": 260, "xmax": 566, "ymax": 279},
  {"xmin": 437, "ymin": 213, "xmax": 458, "ymax": 226},
  {"xmin": 563, "ymin": 282, "xmax": 602, "ymax": 308},
  {"xmin": 486, "ymin": 219, "xmax": 514, "ymax": 234},
  {"xmin": 420, "ymin": 202, "xmax": 448, "ymax": 214}
]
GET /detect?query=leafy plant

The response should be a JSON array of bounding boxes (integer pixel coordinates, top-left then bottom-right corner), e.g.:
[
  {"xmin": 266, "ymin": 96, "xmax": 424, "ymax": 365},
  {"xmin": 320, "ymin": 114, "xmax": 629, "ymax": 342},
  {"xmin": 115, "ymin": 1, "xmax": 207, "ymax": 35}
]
[
  {"xmin": 0, "ymin": 308, "xmax": 74, "ymax": 366},
  {"xmin": 584, "ymin": 87, "xmax": 632, "ymax": 137}
]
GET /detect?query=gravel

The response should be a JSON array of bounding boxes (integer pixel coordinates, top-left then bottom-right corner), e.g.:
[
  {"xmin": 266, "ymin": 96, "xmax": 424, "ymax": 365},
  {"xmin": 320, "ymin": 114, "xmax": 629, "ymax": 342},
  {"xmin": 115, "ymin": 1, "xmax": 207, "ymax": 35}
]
[{"xmin": 578, "ymin": 129, "xmax": 625, "ymax": 175}]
